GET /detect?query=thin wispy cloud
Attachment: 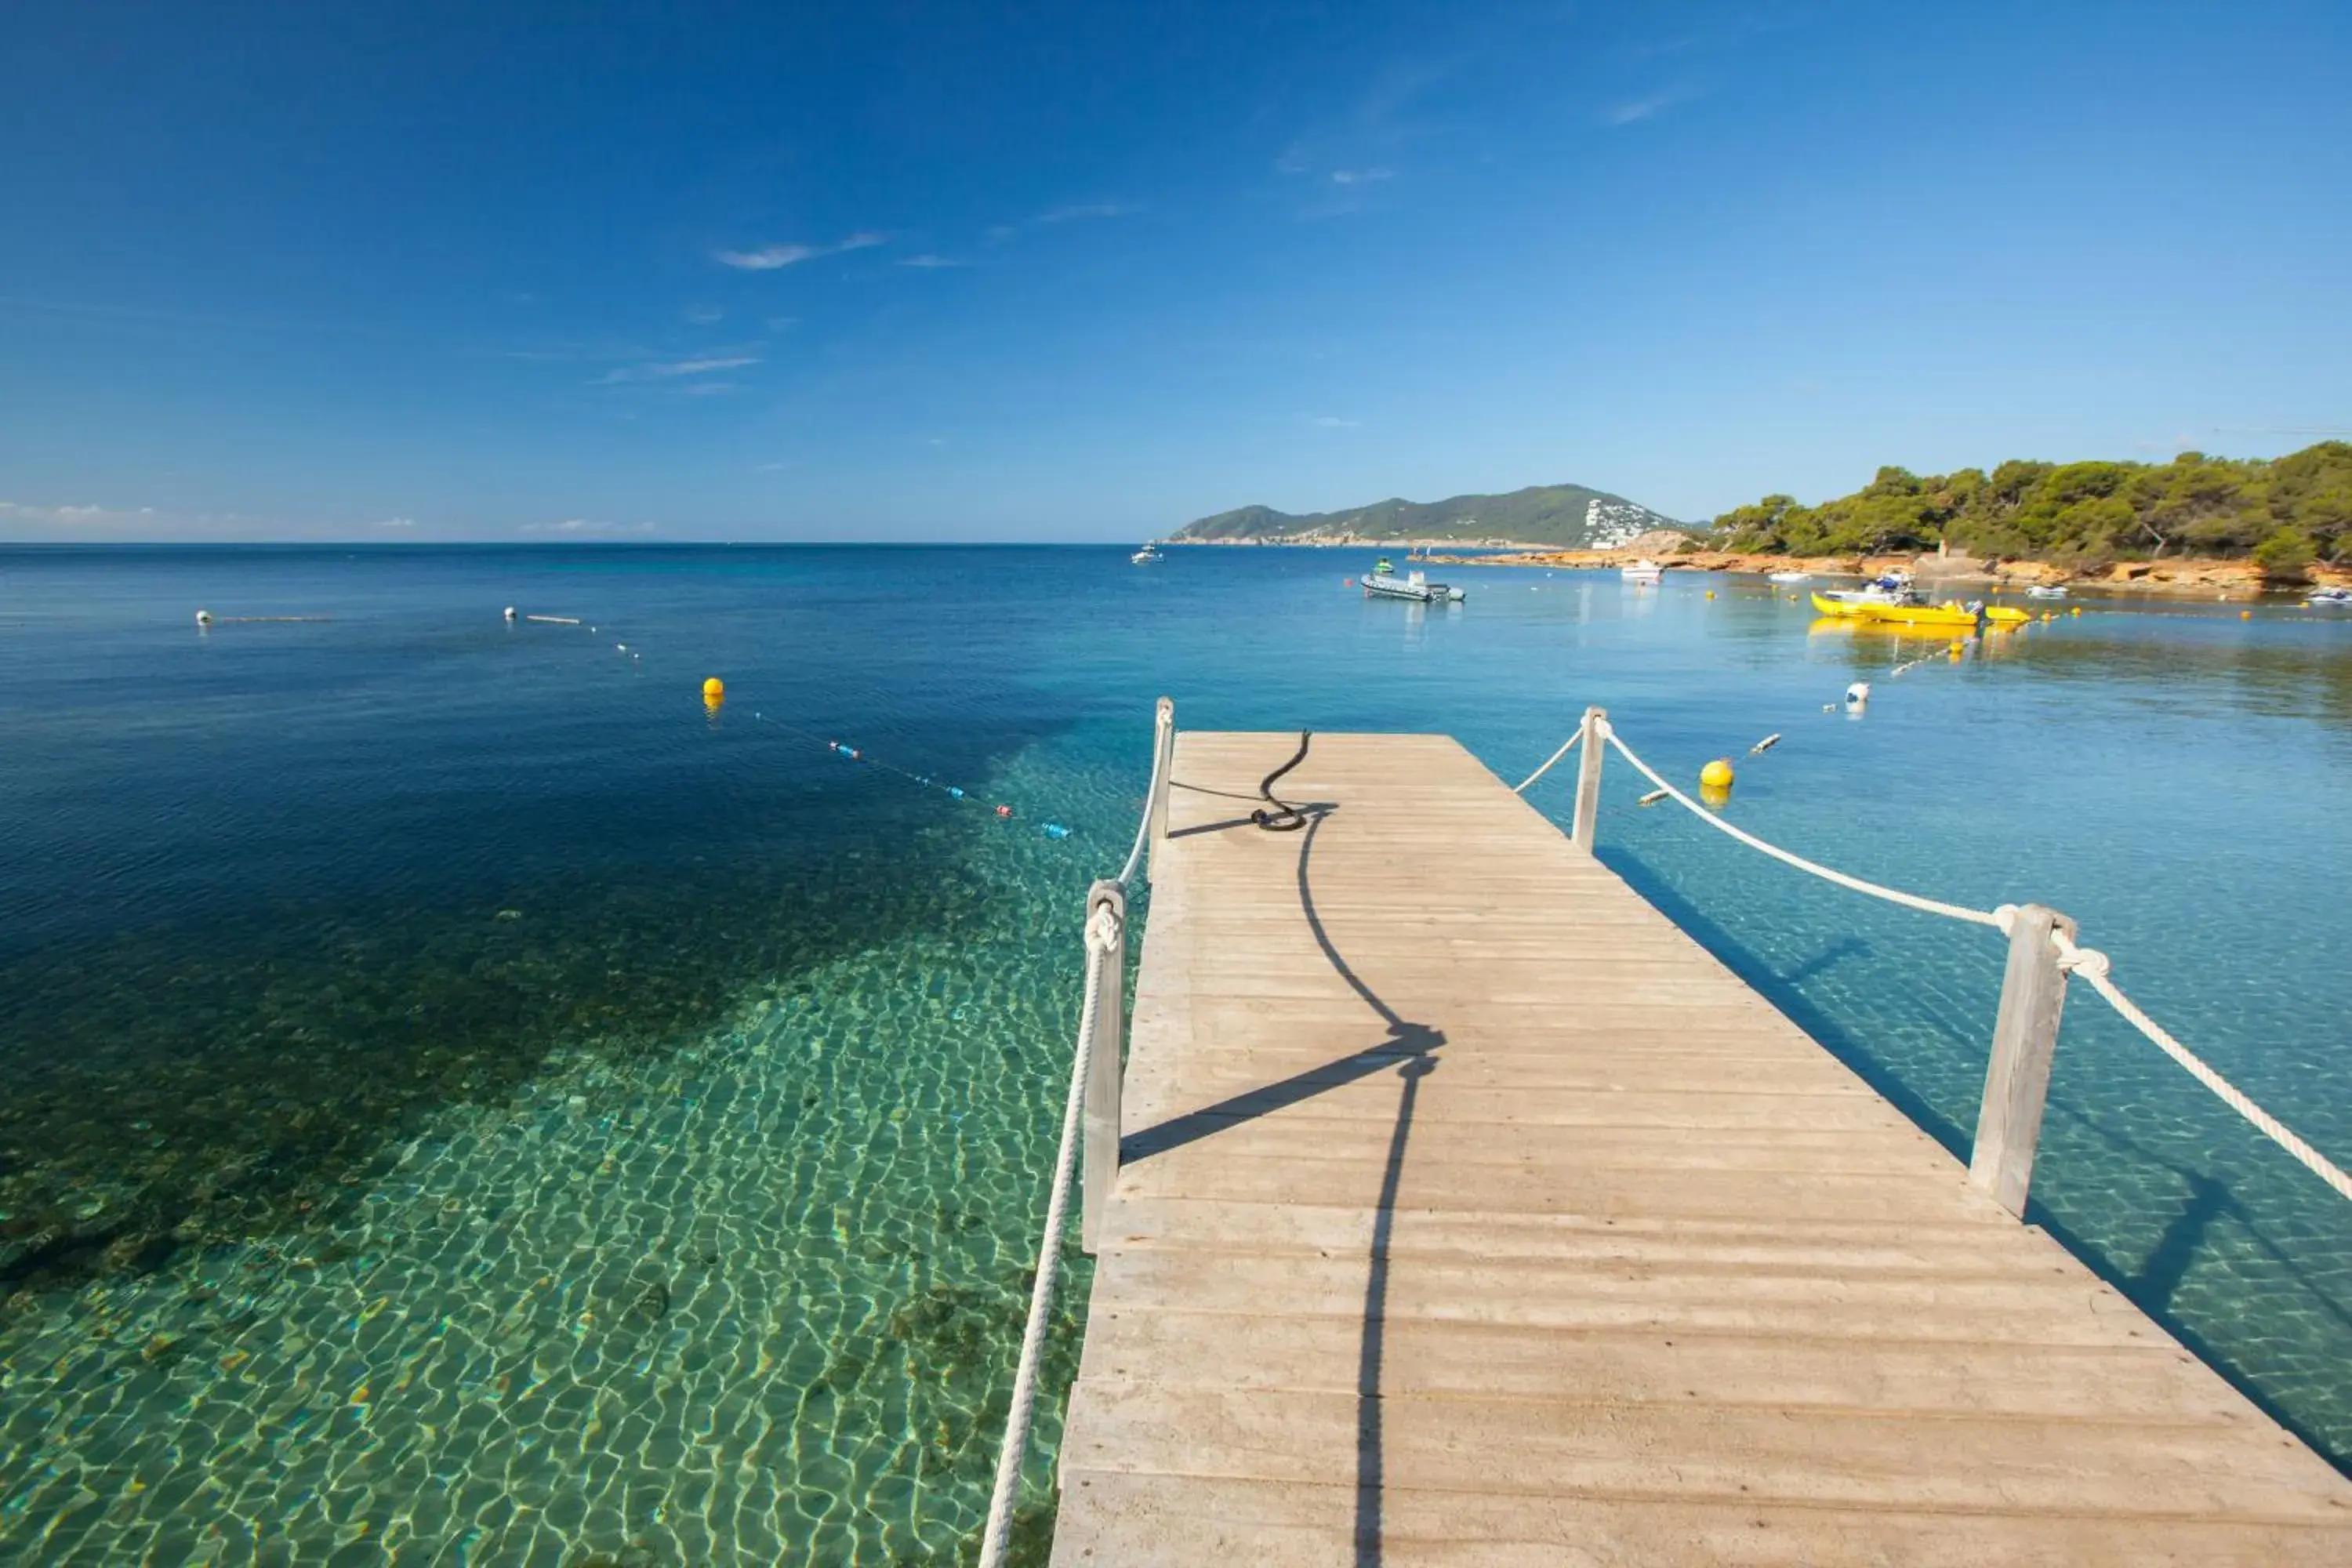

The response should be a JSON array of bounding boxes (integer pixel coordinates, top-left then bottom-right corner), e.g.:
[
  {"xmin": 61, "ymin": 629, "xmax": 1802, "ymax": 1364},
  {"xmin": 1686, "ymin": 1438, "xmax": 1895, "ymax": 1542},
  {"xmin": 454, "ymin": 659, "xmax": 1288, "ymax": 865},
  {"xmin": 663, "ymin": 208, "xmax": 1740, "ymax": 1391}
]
[
  {"xmin": 1605, "ymin": 85, "xmax": 1700, "ymax": 125},
  {"xmin": 1036, "ymin": 201, "xmax": 1134, "ymax": 225},
  {"xmin": 898, "ymin": 254, "xmax": 971, "ymax": 269},
  {"xmin": 985, "ymin": 201, "xmax": 1138, "ymax": 242},
  {"xmin": 1272, "ymin": 53, "xmax": 1469, "ymax": 211},
  {"xmin": 377, "ymin": 517, "xmax": 418, "ymax": 528},
  {"xmin": 713, "ymin": 232, "xmax": 886, "ymax": 270},
  {"xmin": 1311, "ymin": 416, "xmax": 1362, "ymax": 429},
  {"xmin": 0, "ymin": 499, "xmax": 160, "ymax": 528},
  {"xmin": 592, "ymin": 354, "xmax": 760, "ymax": 386}
]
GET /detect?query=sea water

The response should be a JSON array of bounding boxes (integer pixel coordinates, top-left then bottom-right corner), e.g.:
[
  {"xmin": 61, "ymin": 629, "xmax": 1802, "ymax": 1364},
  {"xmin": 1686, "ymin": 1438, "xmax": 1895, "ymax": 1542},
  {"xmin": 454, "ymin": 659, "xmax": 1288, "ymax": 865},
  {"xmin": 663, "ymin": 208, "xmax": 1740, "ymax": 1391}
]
[{"xmin": 0, "ymin": 545, "xmax": 2347, "ymax": 1563}]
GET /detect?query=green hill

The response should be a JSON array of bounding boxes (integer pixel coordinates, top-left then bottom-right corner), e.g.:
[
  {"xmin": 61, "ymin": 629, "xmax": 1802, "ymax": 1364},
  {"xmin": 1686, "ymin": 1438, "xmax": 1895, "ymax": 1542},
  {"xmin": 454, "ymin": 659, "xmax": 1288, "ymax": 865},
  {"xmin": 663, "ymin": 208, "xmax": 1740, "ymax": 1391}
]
[{"xmin": 1172, "ymin": 484, "xmax": 1685, "ymax": 548}]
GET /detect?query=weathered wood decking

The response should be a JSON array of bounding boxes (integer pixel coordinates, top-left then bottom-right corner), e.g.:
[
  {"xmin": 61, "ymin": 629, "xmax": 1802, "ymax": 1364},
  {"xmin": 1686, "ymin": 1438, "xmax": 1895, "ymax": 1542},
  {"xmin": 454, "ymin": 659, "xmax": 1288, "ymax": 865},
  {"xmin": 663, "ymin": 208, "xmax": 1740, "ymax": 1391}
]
[{"xmin": 1051, "ymin": 731, "xmax": 2352, "ymax": 1564}]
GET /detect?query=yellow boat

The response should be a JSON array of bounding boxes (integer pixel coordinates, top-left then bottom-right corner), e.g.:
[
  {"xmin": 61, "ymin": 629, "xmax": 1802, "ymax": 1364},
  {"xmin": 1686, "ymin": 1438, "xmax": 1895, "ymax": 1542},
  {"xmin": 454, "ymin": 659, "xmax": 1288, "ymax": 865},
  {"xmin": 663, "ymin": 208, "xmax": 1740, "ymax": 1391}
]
[
  {"xmin": 1809, "ymin": 591, "xmax": 1871, "ymax": 617},
  {"xmin": 1984, "ymin": 605, "xmax": 2028, "ymax": 625},
  {"xmin": 1852, "ymin": 600, "xmax": 1981, "ymax": 630}
]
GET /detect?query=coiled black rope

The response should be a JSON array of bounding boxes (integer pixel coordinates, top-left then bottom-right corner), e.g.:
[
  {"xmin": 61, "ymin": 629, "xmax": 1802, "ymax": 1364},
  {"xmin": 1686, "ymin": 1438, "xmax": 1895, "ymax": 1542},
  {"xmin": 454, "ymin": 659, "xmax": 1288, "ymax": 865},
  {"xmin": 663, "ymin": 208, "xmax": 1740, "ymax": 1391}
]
[{"xmin": 1251, "ymin": 730, "xmax": 1312, "ymax": 831}]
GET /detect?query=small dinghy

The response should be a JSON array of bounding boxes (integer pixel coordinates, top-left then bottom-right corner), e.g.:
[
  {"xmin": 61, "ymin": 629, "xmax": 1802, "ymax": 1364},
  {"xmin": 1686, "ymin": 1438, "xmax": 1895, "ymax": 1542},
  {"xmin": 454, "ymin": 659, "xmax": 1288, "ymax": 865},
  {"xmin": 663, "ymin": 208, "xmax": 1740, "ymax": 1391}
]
[
  {"xmin": 1768, "ymin": 571, "xmax": 1810, "ymax": 584},
  {"xmin": 1621, "ymin": 559, "xmax": 1664, "ymax": 584},
  {"xmin": 2026, "ymin": 583, "xmax": 2069, "ymax": 600}
]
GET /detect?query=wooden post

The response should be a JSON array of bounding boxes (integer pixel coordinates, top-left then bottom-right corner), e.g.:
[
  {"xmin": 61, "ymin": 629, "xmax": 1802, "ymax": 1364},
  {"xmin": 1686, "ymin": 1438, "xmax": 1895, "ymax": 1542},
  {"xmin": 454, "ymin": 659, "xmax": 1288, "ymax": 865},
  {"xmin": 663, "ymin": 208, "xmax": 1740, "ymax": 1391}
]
[
  {"xmin": 1082, "ymin": 879, "xmax": 1127, "ymax": 1254},
  {"xmin": 1145, "ymin": 696, "xmax": 1174, "ymax": 874},
  {"xmin": 1969, "ymin": 903, "xmax": 2075, "ymax": 1219},
  {"xmin": 1570, "ymin": 706, "xmax": 1606, "ymax": 852}
]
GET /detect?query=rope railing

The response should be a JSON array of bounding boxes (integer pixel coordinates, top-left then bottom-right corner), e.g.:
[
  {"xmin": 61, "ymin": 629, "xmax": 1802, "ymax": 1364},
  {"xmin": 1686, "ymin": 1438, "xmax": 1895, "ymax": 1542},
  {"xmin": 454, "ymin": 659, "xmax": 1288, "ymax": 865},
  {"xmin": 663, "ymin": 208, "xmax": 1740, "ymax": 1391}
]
[
  {"xmin": 1557, "ymin": 713, "xmax": 2350, "ymax": 1209},
  {"xmin": 2049, "ymin": 928, "xmax": 2352, "ymax": 1203},
  {"xmin": 976, "ymin": 699, "xmax": 1174, "ymax": 1568},
  {"xmin": 977, "ymin": 900, "xmax": 1116, "ymax": 1566},
  {"xmin": 1601, "ymin": 724, "xmax": 2006, "ymax": 929},
  {"xmin": 1511, "ymin": 727, "xmax": 1581, "ymax": 793}
]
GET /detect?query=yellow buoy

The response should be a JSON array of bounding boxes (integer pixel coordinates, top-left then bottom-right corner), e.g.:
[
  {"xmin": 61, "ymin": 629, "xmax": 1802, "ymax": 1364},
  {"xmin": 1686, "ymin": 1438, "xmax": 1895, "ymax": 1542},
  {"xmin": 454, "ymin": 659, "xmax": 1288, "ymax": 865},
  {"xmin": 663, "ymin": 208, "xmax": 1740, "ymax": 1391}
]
[
  {"xmin": 2070, "ymin": 606, "xmax": 2082, "ymax": 616},
  {"xmin": 702, "ymin": 677, "xmax": 725, "ymax": 702},
  {"xmin": 1948, "ymin": 639, "xmax": 1965, "ymax": 655},
  {"xmin": 1704, "ymin": 590, "xmax": 1715, "ymax": 600},
  {"xmin": 1699, "ymin": 757, "xmax": 1735, "ymax": 791},
  {"xmin": 2240, "ymin": 610, "xmax": 2252, "ymax": 620}
]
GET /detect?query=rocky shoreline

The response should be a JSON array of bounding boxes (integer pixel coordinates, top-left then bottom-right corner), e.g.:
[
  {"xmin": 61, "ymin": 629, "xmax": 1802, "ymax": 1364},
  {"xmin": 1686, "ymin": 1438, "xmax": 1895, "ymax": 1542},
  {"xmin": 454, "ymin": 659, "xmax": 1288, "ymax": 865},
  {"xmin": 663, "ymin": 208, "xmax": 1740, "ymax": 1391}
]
[
  {"xmin": 1174, "ymin": 532, "xmax": 2348, "ymax": 596},
  {"xmin": 1406, "ymin": 537, "xmax": 2348, "ymax": 598}
]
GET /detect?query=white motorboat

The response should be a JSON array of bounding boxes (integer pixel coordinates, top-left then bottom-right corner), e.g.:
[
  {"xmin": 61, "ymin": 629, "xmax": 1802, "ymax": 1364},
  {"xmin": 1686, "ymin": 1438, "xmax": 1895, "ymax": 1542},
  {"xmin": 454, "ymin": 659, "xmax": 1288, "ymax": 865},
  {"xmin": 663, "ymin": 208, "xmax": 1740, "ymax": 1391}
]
[
  {"xmin": 2307, "ymin": 586, "xmax": 2351, "ymax": 606},
  {"xmin": 2026, "ymin": 583, "xmax": 2069, "ymax": 600},
  {"xmin": 1767, "ymin": 571, "xmax": 1810, "ymax": 585},
  {"xmin": 1814, "ymin": 570, "xmax": 1916, "ymax": 608},
  {"xmin": 1621, "ymin": 559, "xmax": 1664, "ymax": 584},
  {"xmin": 1131, "ymin": 541, "xmax": 1165, "ymax": 564},
  {"xmin": 1363, "ymin": 561, "xmax": 1465, "ymax": 603}
]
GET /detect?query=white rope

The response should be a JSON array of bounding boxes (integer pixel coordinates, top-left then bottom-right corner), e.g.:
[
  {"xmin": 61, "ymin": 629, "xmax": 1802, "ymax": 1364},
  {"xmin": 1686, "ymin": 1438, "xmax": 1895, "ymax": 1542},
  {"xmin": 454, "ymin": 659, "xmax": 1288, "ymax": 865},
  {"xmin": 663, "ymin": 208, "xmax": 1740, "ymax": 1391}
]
[
  {"xmin": 977, "ymin": 901, "xmax": 1118, "ymax": 1567},
  {"xmin": 2049, "ymin": 930, "xmax": 2352, "ymax": 1203},
  {"xmin": 1602, "ymin": 727, "xmax": 2007, "ymax": 928},
  {"xmin": 1512, "ymin": 728, "xmax": 1582, "ymax": 793},
  {"xmin": 1116, "ymin": 716, "xmax": 1172, "ymax": 890},
  {"xmin": 1595, "ymin": 720, "xmax": 2348, "ymax": 1205}
]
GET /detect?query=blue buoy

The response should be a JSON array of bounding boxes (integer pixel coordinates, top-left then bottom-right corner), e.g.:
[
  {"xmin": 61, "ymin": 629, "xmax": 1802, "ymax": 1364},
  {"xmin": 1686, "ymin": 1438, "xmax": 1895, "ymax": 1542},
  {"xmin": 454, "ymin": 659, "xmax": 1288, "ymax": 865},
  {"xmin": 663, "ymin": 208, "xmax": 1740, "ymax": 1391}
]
[
  {"xmin": 947, "ymin": 787, "xmax": 964, "ymax": 799},
  {"xmin": 1044, "ymin": 823, "xmax": 1072, "ymax": 840}
]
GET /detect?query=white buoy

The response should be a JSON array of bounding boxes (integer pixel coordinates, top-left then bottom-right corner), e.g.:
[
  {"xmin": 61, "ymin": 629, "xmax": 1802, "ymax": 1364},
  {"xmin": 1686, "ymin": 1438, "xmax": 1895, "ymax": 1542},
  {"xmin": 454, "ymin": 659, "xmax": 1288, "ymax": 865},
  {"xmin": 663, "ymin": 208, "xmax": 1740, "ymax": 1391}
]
[
  {"xmin": 503, "ymin": 606, "xmax": 517, "ymax": 622},
  {"xmin": 1845, "ymin": 681, "xmax": 1871, "ymax": 706},
  {"xmin": 195, "ymin": 609, "xmax": 212, "ymax": 626}
]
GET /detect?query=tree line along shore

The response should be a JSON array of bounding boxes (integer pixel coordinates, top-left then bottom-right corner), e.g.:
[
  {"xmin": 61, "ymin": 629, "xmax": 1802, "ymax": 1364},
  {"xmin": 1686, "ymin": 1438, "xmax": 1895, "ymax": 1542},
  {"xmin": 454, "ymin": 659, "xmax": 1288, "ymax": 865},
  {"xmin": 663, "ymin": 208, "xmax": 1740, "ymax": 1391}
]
[{"xmin": 1186, "ymin": 441, "xmax": 2352, "ymax": 595}]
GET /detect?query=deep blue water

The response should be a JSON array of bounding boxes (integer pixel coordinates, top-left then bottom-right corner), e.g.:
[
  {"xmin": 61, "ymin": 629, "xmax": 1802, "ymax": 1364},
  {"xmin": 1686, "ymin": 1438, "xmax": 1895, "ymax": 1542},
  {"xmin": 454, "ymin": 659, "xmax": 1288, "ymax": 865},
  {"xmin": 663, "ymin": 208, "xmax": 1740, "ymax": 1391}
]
[{"xmin": 1, "ymin": 544, "xmax": 2348, "ymax": 1563}]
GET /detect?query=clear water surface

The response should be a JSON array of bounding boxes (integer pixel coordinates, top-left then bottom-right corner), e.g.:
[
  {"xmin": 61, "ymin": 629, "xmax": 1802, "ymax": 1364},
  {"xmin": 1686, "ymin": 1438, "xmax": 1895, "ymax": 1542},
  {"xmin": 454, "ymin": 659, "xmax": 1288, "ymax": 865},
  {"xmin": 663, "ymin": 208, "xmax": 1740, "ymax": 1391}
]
[{"xmin": 1, "ymin": 545, "xmax": 2347, "ymax": 1564}]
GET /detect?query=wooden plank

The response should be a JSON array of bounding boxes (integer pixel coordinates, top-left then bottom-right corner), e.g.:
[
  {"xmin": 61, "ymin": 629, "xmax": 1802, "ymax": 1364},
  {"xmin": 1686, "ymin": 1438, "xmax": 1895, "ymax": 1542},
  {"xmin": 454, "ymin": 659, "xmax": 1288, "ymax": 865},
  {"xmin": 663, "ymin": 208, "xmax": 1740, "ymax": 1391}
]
[
  {"xmin": 1054, "ymin": 1471, "xmax": 2352, "ymax": 1567},
  {"xmin": 1052, "ymin": 731, "xmax": 2352, "ymax": 1564}
]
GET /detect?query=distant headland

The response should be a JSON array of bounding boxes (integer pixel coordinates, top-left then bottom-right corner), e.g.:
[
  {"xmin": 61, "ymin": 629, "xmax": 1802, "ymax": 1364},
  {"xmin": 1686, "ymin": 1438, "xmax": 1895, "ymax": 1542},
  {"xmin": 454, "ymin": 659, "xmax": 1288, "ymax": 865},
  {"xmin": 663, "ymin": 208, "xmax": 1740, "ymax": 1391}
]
[{"xmin": 1171, "ymin": 484, "xmax": 1684, "ymax": 551}]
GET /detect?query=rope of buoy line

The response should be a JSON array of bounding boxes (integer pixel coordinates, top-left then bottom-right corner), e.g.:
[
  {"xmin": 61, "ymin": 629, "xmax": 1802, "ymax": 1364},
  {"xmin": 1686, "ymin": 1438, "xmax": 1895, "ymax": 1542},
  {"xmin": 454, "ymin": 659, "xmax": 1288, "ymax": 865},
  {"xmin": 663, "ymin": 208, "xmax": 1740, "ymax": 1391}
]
[
  {"xmin": 1250, "ymin": 731, "xmax": 1313, "ymax": 831},
  {"xmin": 2045, "ymin": 926, "xmax": 2352, "ymax": 1203},
  {"xmin": 504, "ymin": 606, "xmax": 1076, "ymax": 840},
  {"xmin": 977, "ymin": 898, "xmax": 1114, "ymax": 1568}
]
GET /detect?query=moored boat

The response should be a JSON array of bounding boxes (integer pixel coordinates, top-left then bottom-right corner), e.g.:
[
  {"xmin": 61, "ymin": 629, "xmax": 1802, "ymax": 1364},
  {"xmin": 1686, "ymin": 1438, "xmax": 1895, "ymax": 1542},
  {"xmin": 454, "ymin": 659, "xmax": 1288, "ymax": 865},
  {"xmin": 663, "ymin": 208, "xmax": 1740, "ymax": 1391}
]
[
  {"xmin": 1621, "ymin": 559, "xmax": 1664, "ymax": 583},
  {"xmin": 1363, "ymin": 560, "xmax": 1465, "ymax": 602},
  {"xmin": 1851, "ymin": 599, "xmax": 1994, "ymax": 630},
  {"xmin": 1768, "ymin": 571, "xmax": 1810, "ymax": 584},
  {"xmin": 1131, "ymin": 541, "xmax": 1165, "ymax": 564},
  {"xmin": 1810, "ymin": 571, "xmax": 1916, "ymax": 614},
  {"xmin": 2026, "ymin": 583, "xmax": 2069, "ymax": 600}
]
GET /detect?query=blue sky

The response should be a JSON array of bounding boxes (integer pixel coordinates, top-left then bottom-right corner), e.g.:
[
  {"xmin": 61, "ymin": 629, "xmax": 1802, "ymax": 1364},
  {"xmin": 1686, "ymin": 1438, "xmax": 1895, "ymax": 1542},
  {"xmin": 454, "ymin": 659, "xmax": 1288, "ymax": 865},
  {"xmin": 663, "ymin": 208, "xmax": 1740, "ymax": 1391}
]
[{"xmin": 2, "ymin": 1, "xmax": 2347, "ymax": 542}]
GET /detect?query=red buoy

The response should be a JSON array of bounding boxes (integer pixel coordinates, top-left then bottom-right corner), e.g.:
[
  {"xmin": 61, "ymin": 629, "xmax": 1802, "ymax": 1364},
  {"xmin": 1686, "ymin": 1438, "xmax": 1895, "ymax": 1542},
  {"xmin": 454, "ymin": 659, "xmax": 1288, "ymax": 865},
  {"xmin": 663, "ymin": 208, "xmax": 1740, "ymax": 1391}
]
[{"xmin": 995, "ymin": 804, "xmax": 1013, "ymax": 818}]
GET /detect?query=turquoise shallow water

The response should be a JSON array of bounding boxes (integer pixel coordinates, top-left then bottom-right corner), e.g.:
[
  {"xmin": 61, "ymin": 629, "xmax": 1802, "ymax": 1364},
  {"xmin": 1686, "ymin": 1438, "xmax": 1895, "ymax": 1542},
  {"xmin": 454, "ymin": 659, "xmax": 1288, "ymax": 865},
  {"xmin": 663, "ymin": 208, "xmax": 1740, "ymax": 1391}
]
[{"xmin": 1, "ymin": 544, "xmax": 2348, "ymax": 1562}]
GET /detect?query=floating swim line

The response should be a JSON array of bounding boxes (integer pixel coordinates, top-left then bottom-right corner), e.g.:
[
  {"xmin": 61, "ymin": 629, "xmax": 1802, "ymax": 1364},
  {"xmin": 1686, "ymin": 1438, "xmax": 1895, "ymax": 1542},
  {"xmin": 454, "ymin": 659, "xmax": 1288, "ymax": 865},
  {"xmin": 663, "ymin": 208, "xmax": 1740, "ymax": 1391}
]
[{"xmin": 506, "ymin": 606, "xmax": 1075, "ymax": 840}]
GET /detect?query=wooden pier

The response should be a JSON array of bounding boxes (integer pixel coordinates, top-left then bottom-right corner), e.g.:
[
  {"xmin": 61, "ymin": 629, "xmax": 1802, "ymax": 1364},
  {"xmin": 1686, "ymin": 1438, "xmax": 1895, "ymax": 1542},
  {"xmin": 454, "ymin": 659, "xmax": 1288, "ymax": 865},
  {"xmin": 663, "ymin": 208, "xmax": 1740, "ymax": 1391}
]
[{"xmin": 1048, "ymin": 731, "xmax": 2352, "ymax": 1564}]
